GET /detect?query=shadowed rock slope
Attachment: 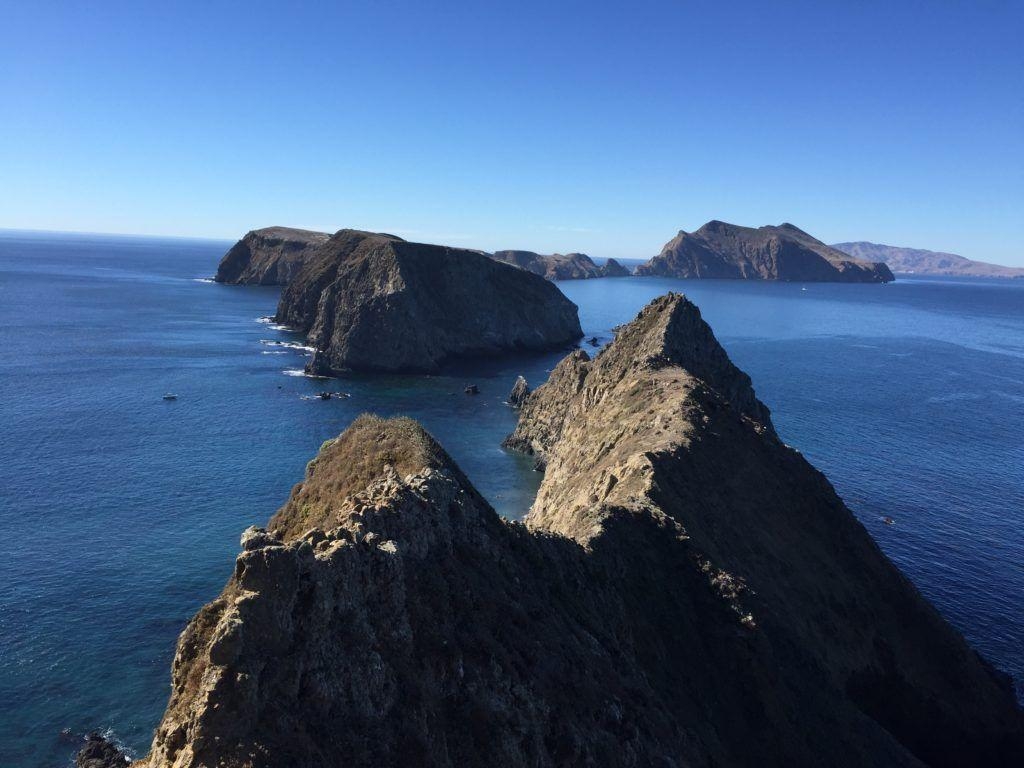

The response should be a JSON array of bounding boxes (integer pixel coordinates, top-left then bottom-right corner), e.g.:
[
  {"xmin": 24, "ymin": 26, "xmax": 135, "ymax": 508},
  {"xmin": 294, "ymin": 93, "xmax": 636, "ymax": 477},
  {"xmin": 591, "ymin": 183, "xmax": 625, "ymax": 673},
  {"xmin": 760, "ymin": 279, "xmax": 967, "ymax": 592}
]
[
  {"xmin": 276, "ymin": 230, "xmax": 583, "ymax": 373},
  {"xmin": 121, "ymin": 296, "xmax": 1021, "ymax": 768},
  {"xmin": 636, "ymin": 220, "xmax": 894, "ymax": 282},
  {"xmin": 491, "ymin": 250, "xmax": 630, "ymax": 280},
  {"xmin": 214, "ymin": 227, "xmax": 330, "ymax": 285}
]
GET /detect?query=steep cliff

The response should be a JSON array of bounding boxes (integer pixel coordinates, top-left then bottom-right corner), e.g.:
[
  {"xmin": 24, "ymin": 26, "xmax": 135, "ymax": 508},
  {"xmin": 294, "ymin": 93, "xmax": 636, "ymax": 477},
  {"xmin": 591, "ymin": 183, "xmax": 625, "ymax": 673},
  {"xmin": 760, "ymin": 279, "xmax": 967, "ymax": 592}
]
[
  {"xmin": 491, "ymin": 250, "xmax": 613, "ymax": 280},
  {"xmin": 107, "ymin": 295, "xmax": 1022, "ymax": 768},
  {"xmin": 636, "ymin": 221, "xmax": 894, "ymax": 282},
  {"xmin": 214, "ymin": 227, "xmax": 330, "ymax": 285},
  {"xmin": 276, "ymin": 230, "xmax": 583, "ymax": 373}
]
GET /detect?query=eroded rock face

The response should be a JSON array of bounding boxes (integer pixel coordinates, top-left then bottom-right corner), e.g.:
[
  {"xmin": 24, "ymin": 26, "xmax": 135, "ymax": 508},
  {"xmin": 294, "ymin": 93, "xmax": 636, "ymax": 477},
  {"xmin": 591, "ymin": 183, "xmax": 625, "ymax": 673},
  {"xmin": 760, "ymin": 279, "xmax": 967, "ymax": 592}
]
[
  {"xmin": 600, "ymin": 257, "xmax": 631, "ymax": 277},
  {"xmin": 490, "ymin": 250, "xmax": 609, "ymax": 280},
  {"xmin": 507, "ymin": 375, "xmax": 530, "ymax": 408},
  {"xmin": 636, "ymin": 220, "xmax": 894, "ymax": 282},
  {"xmin": 127, "ymin": 296, "xmax": 1021, "ymax": 768},
  {"xmin": 275, "ymin": 230, "xmax": 583, "ymax": 374},
  {"xmin": 214, "ymin": 227, "xmax": 330, "ymax": 285}
]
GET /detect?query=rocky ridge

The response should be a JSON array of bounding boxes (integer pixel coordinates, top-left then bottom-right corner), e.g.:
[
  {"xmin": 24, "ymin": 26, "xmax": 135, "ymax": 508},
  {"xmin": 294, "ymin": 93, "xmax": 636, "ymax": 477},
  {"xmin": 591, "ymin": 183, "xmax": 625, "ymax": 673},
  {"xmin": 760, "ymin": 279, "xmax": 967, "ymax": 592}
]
[
  {"xmin": 275, "ymin": 230, "xmax": 583, "ymax": 373},
  {"xmin": 636, "ymin": 220, "xmax": 894, "ymax": 282},
  {"xmin": 833, "ymin": 241, "xmax": 1024, "ymax": 278},
  {"xmin": 115, "ymin": 293, "xmax": 1023, "ymax": 768},
  {"xmin": 491, "ymin": 250, "xmax": 631, "ymax": 280},
  {"xmin": 214, "ymin": 227, "xmax": 330, "ymax": 285}
]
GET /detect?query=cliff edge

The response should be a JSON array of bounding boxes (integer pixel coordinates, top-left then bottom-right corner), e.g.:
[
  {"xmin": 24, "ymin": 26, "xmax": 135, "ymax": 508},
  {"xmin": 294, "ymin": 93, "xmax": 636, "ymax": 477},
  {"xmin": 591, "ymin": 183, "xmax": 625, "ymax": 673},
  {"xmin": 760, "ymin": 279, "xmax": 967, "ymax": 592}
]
[
  {"xmin": 275, "ymin": 230, "xmax": 583, "ymax": 374},
  {"xmin": 214, "ymin": 227, "xmax": 330, "ymax": 285}
]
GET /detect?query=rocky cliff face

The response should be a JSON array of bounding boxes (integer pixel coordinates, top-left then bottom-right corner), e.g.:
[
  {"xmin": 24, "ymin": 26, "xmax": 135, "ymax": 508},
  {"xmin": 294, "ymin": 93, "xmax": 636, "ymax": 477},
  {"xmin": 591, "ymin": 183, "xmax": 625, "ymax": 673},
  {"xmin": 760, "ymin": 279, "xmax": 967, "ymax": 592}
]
[
  {"xmin": 833, "ymin": 241, "xmax": 1024, "ymax": 278},
  {"xmin": 636, "ymin": 221, "xmax": 894, "ymax": 282},
  {"xmin": 109, "ymin": 295, "xmax": 1021, "ymax": 768},
  {"xmin": 214, "ymin": 227, "xmax": 330, "ymax": 285},
  {"xmin": 600, "ymin": 257, "xmax": 631, "ymax": 277},
  {"xmin": 491, "ymin": 250, "xmax": 625, "ymax": 280},
  {"xmin": 275, "ymin": 230, "xmax": 583, "ymax": 374}
]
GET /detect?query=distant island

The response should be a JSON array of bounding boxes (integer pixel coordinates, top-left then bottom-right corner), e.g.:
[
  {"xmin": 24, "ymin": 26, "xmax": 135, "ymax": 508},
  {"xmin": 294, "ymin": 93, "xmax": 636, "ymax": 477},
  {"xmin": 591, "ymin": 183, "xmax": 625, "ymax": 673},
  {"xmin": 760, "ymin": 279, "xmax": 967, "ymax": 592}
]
[
  {"xmin": 636, "ymin": 221, "xmax": 894, "ymax": 283},
  {"xmin": 491, "ymin": 250, "xmax": 630, "ymax": 280},
  {"xmin": 833, "ymin": 241, "xmax": 1024, "ymax": 278}
]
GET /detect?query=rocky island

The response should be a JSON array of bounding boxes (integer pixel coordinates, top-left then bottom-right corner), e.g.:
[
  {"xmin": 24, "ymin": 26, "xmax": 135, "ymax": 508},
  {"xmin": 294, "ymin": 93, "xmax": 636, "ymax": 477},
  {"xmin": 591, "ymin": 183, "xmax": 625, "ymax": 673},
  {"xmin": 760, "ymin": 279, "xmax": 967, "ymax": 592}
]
[
  {"xmin": 637, "ymin": 220, "xmax": 894, "ymax": 282},
  {"xmin": 214, "ymin": 226, "xmax": 330, "ymax": 285},
  {"xmin": 91, "ymin": 294, "xmax": 1022, "ymax": 768},
  {"xmin": 833, "ymin": 241, "xmax": 1024, "ymax": 278},
  {"xmin": 491, "ymin": 250, "xmax": 631, "ymax": 280},
  {"xmin": 274, "ymin": 229, "xmax": 583, "ymax": 374}
]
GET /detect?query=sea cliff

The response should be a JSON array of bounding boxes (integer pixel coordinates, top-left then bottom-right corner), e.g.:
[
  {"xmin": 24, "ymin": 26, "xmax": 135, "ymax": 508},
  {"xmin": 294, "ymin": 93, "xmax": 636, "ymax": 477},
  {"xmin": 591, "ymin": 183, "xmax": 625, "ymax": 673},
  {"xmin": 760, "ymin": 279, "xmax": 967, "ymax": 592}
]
[
  {"xmin": 214, "ymin": 227, "xmax": 329, "ymax": 285},
  {"xmin": 104, "ymin": 293, "xmax": 1022, "ymax": 768},
  {"xmin": 275, "ymin": 230, "xmax": 583, "ymax": 374}
]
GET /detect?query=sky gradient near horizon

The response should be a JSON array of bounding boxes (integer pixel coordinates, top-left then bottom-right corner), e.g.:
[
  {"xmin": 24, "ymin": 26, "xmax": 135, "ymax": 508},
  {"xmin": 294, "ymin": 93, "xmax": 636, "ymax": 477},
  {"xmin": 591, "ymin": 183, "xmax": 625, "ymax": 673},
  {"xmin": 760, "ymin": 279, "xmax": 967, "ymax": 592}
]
[{"xmin": 2, "ymin": 1, "xmax": 1022, "ymax": 264}]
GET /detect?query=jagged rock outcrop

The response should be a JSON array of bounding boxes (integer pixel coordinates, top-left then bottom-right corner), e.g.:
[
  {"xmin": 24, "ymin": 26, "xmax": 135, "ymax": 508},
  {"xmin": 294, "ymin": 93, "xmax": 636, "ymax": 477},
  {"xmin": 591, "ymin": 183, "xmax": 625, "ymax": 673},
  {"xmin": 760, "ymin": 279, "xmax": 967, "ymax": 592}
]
[
  {"xmin": 636, "ymin": 220, "xmax": 894, "ymax": 282},
  {"xmin": 121, "ymin": 296, "xmax": 1021, "ymax": 768},
  {"xmin": 600, "ymin": 257, "xmax": 631, "ymax": 277},
  {"xmin": 491, "ymin": 250, "xmax": 615, "ymax": 280},
  {"xmin": 833, "ymin": 241, "xmax": 1024, "ymax": 278},
  {"xmin": 507, "ymin": 375, "xmax": 530, "ymax": 407},
  {"xmin": 214, "ymin": 227, "xmax": 330, "ymax": 285},
  {"xmin": 76, "ymin": 733, "xmax": 128, "ymax": 767},
  {"xmin": 275, "ymin": 230, "xmax": 583, "ymax": 374}
]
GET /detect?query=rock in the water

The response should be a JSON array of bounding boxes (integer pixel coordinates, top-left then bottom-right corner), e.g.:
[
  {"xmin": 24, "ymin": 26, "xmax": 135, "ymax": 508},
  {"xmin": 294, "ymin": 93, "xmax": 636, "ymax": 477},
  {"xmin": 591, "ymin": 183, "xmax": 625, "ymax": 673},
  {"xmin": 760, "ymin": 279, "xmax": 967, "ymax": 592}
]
[
  {"xmin": 76, "ymin": 733, "xmax": 128, "ymax": 768},
  {"xmin": 636, "ymin": 220, "xmax": 894, "ymax": 282},
  {"xmin": 276, "ymin": 230, "xmax": 583, "ymax": 374},
  {"xmin": 464, "ymin": 384, "xmax": 479, "ymax": 395},
  {"xmin": 116, "ymin": 298, "xmax": 1023, "ymax": 768},
  {"xmin": 490, "ymin": 250, "xmax": 606, "ymax": 280},
  {"xmin": 507, "ymin": 375, "xmax": 530, "ymax": 407},
  {"xmin": 214, "ymin": 227, "xmax": 330, "ymax": 285},
  {"xmin": 600, "ymin": 257, "xmax": 631, "ymax": 277}
]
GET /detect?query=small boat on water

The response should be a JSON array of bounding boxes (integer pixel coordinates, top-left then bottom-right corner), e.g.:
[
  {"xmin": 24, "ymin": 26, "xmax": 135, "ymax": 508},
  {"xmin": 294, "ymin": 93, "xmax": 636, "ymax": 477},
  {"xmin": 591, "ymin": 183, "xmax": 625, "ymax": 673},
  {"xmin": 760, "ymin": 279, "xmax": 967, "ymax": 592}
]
[{"xmin": 162, "ymin": 393, "xmax": 177, "ymax": 401}]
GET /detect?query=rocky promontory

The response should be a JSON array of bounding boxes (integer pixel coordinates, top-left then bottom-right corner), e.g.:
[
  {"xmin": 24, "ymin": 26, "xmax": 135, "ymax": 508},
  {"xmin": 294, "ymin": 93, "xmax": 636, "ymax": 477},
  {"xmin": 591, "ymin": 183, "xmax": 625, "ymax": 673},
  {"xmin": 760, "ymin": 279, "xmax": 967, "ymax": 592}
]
[
  {"xmin": 275, "ymin": 230, "xmax": 583, "ymax": 374},
  {"xmin": 112, "ymin": 293, "xmax": 1022, "ymax": 768},
  {"xmin": 636, "ymin": 220, "xmax": 894, "ymax": 282},
  {"xmin": 491, "ymin": 250, "xmax": 630, "ymax": 280},
  {"xmin": 214, "ymin": 227, "xmax": 330, "ymax": 285}
]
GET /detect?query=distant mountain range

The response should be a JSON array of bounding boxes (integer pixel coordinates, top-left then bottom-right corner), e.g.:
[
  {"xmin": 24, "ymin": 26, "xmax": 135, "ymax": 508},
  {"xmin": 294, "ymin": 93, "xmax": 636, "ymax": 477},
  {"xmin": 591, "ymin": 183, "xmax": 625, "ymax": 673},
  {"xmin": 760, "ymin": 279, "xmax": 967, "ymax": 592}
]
[{"xmin": 832, "ymin": 242, "xmax": 1024, "ymax": 278}]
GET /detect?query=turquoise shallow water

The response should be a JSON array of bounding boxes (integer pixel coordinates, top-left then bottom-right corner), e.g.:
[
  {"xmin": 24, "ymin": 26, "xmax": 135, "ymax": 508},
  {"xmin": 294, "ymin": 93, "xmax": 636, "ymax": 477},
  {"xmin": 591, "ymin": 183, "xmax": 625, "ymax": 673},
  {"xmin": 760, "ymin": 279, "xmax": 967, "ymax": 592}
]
[{"xmin": 1, "ymin": 232, "xmax": 1022, "ymax": 766}]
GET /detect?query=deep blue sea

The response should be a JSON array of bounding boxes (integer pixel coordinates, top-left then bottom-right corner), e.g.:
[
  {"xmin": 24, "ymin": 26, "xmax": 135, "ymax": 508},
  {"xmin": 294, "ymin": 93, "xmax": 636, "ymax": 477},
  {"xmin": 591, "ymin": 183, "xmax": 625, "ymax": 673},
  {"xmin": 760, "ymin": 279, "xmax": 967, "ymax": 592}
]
[{"xmin": 1, "ymin": 231, "xmax": 1022, "ymax": 767}]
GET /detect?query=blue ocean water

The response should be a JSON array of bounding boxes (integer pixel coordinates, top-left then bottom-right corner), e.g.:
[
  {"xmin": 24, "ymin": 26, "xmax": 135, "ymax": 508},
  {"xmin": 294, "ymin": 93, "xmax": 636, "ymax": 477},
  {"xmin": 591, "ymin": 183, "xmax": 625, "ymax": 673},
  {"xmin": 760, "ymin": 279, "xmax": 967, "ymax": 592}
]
[{"xmin": 1, "ymin": 232, "xmax": 1022, "ymax": 766}]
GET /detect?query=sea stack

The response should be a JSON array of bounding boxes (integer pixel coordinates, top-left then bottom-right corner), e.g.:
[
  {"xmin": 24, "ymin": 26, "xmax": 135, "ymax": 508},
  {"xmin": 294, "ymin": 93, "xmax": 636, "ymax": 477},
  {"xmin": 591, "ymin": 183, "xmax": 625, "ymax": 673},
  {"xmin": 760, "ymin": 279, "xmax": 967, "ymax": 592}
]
[
  {"xmin": 214, "ymin": 227, "xmax": 330, "ymax": 285},
  {"xmin": 636, "ymin": 220, "xmax": 894, "ymax": 282},
  {"xmin": 507, "ymin": 375, "xmax": 530, "ymax": 407},
  {"xmin": 116, "ymin": 294, "xmax": 1023, "ymax": 768},
  {"xmin": 275, "ymin": 230, "xmax": 583, "ymax": 374}
]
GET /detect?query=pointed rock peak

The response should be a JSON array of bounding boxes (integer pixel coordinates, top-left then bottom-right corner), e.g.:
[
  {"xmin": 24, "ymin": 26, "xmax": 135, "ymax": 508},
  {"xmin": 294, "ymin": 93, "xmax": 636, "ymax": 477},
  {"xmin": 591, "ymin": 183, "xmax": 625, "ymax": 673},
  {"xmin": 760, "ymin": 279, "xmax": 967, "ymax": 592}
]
[
  {"xmin": 600, "ymin": 293, "xmax": 775, "ymax": 434},
  {"xmin": 269, "ymin": 414, "xmax": 474, "ymax": 541},
  {"xmin": 697, "ymin": 219, "xmax": 732, "ymax": 233}
]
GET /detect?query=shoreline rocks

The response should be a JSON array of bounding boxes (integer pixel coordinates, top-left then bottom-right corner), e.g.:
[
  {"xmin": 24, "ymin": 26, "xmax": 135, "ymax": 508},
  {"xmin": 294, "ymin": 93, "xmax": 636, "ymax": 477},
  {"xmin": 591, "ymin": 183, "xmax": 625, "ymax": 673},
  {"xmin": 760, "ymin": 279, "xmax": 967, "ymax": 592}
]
[
  {"xmin": 507, "ymin": 375, "xmax": 530, "ymax": 407},
  {"xmin": 636, "ymin": 220, "xmax": 894, "ymax": 282}
]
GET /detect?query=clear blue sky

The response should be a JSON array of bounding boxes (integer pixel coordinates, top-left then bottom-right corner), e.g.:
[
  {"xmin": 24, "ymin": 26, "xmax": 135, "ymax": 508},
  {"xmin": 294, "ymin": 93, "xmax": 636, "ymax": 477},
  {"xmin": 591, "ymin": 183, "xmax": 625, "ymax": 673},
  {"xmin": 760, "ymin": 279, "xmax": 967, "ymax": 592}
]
[{"xmin": 2, "ymin": 1, "xmax": 1022, "ymax": 263}]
